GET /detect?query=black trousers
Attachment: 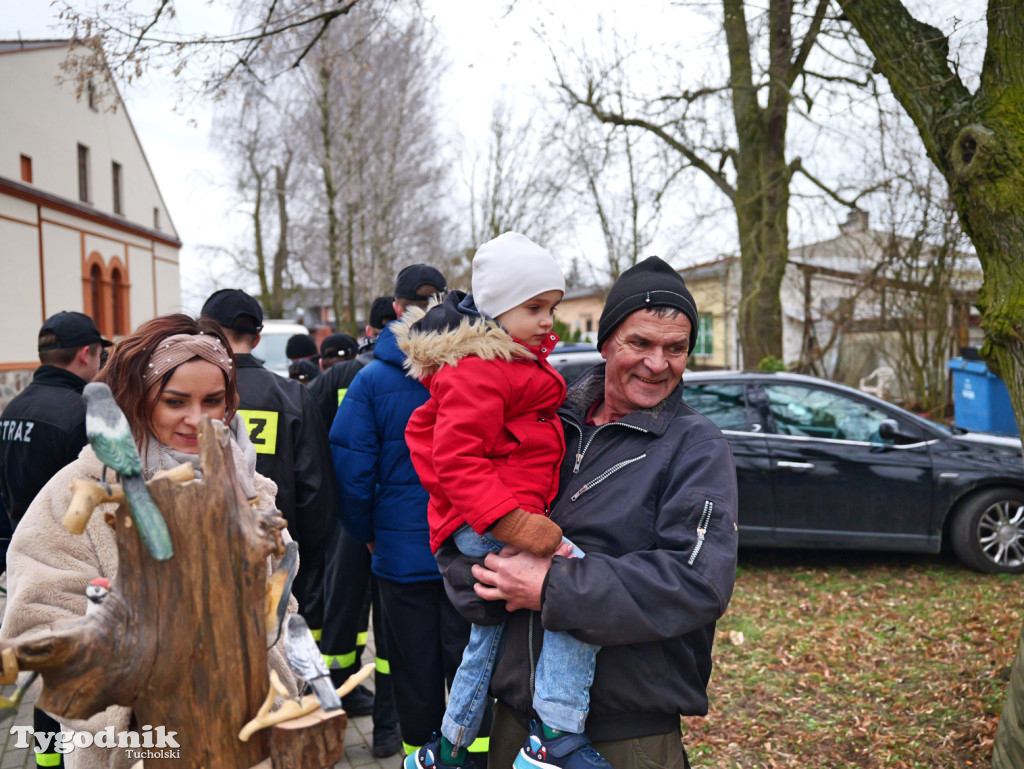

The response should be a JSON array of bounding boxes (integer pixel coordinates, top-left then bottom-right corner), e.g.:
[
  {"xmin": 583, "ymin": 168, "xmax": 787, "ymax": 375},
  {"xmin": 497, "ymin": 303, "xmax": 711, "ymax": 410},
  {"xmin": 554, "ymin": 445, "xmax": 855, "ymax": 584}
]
[
  {"xmin": 320, "ymin": 526, "xmax": 397, "ymax": 730},
  {"xmin": 377, "ymin": 576, "xmax": 492, "ymax": 762}
]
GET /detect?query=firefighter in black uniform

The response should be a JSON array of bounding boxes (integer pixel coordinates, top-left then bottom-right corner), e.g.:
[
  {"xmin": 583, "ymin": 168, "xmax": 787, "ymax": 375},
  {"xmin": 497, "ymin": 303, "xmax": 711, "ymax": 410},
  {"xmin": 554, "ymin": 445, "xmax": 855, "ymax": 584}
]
[
  {"xmin": 310, "ymin": 295, "xmax": 401, "ymax": 757},
  {"xmin": 0, "ymin": 311, "xmax": 110, "ymax": 769},
  {"xmin": 201, "ymin": 290, "xmax": 337, "ymax": 636}
]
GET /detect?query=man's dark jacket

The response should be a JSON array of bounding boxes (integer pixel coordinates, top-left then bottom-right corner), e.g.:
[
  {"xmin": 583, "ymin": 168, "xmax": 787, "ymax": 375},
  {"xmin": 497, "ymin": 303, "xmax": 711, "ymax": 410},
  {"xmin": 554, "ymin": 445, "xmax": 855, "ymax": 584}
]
[
  {"xmin": 0, "ymin": 366, "xmax": 89, "ymax": 528},
  {"xmin": 307, "ymin": 340, "xmax": 375, "ymax": 427},
  {"xmin": 235, "ymin": 353, "xmax": 338, "ymax": 624},
  {"xmin": 437, "ymin": 365, "xmax": 739, "ymax": 741}
]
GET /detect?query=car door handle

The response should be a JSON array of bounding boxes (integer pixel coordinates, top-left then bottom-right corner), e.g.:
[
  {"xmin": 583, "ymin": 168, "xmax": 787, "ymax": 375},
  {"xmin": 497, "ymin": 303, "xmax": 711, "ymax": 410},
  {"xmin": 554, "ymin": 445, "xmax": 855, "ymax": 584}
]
[{"xmin": 777, "ymin": 461, "xmax": 815, "ymax": 470}]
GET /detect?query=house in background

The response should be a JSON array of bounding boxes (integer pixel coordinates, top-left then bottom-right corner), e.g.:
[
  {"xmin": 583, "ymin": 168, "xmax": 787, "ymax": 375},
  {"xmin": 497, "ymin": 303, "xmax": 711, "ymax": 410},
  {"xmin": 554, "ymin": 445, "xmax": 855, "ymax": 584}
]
[
  {"xmin": 554, "ymin": 286, "xmax": 605, "ymax": 345},
  {"xmin": 680, "ymin": 210, "xmax": 982, "ymax": 397},
  {"xmin": 0, "ymin": 39, "xmax": 181, "ymax": 406}
]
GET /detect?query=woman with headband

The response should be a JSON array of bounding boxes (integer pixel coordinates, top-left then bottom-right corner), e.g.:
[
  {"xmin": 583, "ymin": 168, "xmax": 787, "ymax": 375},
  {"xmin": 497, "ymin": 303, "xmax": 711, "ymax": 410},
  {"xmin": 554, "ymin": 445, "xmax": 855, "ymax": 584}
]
[{"xmin": 0, "ymin": 313, "xmax": 297, "ymax": 769}]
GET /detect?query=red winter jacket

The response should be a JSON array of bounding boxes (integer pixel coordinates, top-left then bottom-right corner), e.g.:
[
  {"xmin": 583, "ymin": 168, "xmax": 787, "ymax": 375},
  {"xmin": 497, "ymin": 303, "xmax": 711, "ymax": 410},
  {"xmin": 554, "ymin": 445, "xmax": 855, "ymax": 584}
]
[{"xmin": 398, "ymin": 292, "xmax": 567, "ymax": 552}]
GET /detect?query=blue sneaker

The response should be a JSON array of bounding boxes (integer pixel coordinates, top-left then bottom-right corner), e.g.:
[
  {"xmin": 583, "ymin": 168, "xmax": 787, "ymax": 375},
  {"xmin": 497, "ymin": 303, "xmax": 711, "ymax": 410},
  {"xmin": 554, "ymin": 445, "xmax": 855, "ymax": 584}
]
[
  {"xmin": 405, "ymin": 736, "xmax": 477, "ymax": 769},
  {"xmin": 513, "ymin": 722, "xmax": 613, "ymax": 769}
]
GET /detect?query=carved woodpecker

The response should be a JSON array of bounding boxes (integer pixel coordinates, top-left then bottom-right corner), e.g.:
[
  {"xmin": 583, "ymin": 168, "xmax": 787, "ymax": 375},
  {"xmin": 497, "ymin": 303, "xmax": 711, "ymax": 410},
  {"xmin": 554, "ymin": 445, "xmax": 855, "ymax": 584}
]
[{"xmin": 85, "ymin": 577, "xmax": 110, "ymax": 616}]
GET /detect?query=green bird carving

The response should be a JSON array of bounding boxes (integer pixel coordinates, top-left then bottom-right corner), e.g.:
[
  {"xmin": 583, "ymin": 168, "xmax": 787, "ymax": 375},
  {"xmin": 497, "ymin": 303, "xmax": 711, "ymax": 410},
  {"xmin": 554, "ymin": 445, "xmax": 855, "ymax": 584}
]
[{"xmin": 83, "ymin": 382, "xmax": 174, "ymax": 561}]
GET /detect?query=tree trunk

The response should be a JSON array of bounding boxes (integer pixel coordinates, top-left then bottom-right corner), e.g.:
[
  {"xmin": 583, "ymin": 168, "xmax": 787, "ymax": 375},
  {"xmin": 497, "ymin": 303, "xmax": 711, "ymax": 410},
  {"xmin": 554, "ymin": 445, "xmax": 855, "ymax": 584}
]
[
  {"xmin": 1, "ymin": 419, "xmax": 289, "ymax": 768},
  {"xmin": 271, "ymin": 155, "xmax": 293, "ymax": 319},
  {"xmin": 832, "ymin": 2, "xmax": 1024, "ymax": 761}
]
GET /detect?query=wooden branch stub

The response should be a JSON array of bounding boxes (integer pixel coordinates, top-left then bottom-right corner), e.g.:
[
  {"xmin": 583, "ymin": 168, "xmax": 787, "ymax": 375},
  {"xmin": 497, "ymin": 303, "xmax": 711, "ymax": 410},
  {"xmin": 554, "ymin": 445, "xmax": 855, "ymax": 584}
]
[
  {"xmin": 0, "ymin": 648, "xmax": 17, "ymax": 685},
  {"xmin": 239, "ymin": 662, "xmax": 373, "ymax": 742},
  {"xmin": 269, "ymin": 709, "xmax": 347, "ymax": 769},
  {"xmin": 64, "ymin": 478, "xmax": 124, "ymax": 534}
]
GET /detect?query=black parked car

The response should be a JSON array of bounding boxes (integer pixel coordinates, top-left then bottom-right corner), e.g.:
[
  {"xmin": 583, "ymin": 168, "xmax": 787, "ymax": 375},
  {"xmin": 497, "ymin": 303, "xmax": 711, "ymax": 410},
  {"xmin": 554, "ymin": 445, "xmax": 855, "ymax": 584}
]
[{"xmin": 677, "ymin": 371, "xmax": 1024, "ymax": 574}]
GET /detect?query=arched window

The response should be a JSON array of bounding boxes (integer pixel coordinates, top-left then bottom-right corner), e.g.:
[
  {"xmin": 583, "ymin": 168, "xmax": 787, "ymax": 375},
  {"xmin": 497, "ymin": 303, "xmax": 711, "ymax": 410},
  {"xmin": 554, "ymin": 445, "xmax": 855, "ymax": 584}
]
[
  {"xmin": 111, "ymin": 268, "xmax": 124, "ymax": 335},
  {"xmin": 90, "ymin": 264, "xmax": 104, "ymax": 332}
]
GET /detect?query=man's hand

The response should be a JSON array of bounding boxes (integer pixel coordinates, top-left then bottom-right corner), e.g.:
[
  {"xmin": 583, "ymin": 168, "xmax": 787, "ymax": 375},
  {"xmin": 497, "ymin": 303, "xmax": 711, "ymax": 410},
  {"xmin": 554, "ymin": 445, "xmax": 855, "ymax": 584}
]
[
  {"xmin": 472, "ymin": 545, "xmax": 552, "ymax": 612},
  {"xmin": 366, "ymin": 541, "xmax": 374, "ymax": 554}
]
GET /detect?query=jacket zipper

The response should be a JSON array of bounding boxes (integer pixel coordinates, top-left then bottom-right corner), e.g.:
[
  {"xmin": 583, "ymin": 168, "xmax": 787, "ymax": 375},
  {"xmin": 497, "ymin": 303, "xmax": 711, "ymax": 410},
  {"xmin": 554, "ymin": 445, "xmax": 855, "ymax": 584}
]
[
  {"xmin": 687, "ymin": 500, "xmax": 714, "ymax": 565},
  {"xmin": 570, "ymin": 454, "xmax": 648, "ymax": 501},
  {"xmin": 567, "ymin": 420, "xmax": 648, "ymax": 474},
  {"xmin": 528, "ymin": 612, "xmax": 536, "ymax": 699}
]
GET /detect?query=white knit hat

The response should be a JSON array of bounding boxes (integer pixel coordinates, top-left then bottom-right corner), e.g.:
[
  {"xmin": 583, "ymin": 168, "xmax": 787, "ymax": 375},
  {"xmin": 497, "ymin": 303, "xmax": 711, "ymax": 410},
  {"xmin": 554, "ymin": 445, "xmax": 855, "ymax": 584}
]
[{"xmin": 472, "ymin": 232, "xmax": 566, "ymax": 319}]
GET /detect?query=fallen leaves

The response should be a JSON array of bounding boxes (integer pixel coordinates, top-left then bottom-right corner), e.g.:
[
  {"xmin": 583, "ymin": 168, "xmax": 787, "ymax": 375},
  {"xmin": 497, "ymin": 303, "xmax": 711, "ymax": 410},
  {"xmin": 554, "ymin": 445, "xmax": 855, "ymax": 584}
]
[{"xmin": 686, "ymin": 549, "xmax": 1022, "ymax": 768}]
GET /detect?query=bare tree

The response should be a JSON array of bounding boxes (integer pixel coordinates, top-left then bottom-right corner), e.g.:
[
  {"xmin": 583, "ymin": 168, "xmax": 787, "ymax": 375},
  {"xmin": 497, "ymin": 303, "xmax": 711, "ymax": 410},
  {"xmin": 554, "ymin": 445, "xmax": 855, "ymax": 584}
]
[
  {"xmin": 295, "ymin": 4, "xmax": 453, "ymax": 331},
  {"xmin": 213, "ymin": 98, "xmax": 300, "ymax": 318},
  {"xmin": 553, "ymin": 1, "xmax": 884, "ymax": 367},
  {"xmin": 54, "ymin": 0, "xmax": 362, "ymax": 96},
  {"xmin": 466, "ymin": 99, "xmax": 569, "ymax": 250}
]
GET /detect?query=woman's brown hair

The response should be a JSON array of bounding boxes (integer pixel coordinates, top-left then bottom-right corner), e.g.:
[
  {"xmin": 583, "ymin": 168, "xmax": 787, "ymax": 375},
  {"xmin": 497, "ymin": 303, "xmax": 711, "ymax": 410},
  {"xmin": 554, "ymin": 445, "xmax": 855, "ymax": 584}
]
[{"xmin": 99, "ymin": 314, "xmax": 238, "ymax": 447}]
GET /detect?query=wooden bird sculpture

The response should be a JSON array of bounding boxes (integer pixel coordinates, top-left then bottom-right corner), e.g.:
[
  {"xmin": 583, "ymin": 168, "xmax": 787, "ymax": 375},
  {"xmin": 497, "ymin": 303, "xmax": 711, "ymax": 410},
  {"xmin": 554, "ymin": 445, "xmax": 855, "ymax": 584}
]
[
  {"xmin": 283, "ymin": 615, "xmax": 341, "ymax": 712},
  {"xmin": 82, "ymin": 382, "xmax": 173, "ymax": 560}
]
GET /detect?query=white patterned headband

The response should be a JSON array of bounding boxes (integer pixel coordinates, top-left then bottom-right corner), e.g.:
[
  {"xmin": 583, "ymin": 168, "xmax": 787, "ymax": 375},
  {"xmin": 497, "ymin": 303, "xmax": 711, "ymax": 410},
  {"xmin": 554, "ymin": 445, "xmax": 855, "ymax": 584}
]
[{"xmin": 144, "ymin": 333, "xmax": 233, "ymax": 386}]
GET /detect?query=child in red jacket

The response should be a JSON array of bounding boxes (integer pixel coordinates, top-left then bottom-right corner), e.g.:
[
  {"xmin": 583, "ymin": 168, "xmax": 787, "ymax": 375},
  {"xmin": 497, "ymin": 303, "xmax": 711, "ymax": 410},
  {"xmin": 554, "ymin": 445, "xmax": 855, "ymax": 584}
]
[{"xmin": 399, "ymin": 232, "xmax": 611, "ymax": 769}]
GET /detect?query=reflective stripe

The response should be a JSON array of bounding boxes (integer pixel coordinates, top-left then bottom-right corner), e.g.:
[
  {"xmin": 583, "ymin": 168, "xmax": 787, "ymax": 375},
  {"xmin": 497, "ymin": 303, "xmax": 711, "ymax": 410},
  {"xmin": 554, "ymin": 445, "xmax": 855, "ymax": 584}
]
[
  {"xmin": 311, "ymin": 628, "xmax": 322, "ymax": 641},
  {"xmin": 322, "ymin": 650, "xmax": 358, "ymax": 669},
  {"xmin": 467, "ymin": 736, "xmax": 490, "ymax": 754},
  {"xmin": 356, "ymin": 631, "xmax": 368, "ymax": 647},
  {"xmin": 337, "ymin": 388, "xmax": 349, "ymax": 405},
  {"xmin": 404, "ymin": 742, "xmax": 420, "ymax": 756},
  {"xmin": 36, "ymin": 755, "xmax": 61, "ymax": 767},
  {"xmin": 375, "ymin": 656, "xmax": 390, "ymax": 675}
]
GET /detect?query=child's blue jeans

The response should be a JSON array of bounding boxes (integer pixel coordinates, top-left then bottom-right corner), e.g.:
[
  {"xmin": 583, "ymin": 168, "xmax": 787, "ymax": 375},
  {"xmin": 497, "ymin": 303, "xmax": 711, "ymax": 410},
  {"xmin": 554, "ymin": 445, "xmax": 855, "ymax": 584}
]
[{"xmin": 440, "ymin": 524, "xmax": 600, "ymax": 750}]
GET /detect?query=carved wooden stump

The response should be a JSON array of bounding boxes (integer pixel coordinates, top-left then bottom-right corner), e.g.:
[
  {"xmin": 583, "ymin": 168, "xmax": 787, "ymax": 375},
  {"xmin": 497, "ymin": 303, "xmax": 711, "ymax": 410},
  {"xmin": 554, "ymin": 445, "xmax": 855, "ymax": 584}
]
[{"xmin": 2, "ymin": 417, "xmax": 291, "ymax": 769}]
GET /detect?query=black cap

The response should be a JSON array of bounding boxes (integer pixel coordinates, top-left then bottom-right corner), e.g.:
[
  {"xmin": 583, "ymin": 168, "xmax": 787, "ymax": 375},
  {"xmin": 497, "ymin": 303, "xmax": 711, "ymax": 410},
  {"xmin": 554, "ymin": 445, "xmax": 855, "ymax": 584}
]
[
  {"xmin": 286, "ymin": 334, "xmax": 318, "ymax": 360},
  {"xmin": 38, "ymin": 311, "xmax": 112, "ymax": 351},
  {"xmin": 369, "ymin": 296, "xmax": 397, "ymax": 330},
  {"xmin": 201, "ymin": 289, "xmax": 264, "ymax": 334},
  {"xmin": 394, "ymin": 264, "xmax": 446, "ymax": 301},
  {"xmin": 597, "ymin": 256, "xmax": 699, "ymax": 354},
  {"xmin": 288, "ymin": 358, "xmax": 320, "ymax": 383},
  {"xmin": 320, "ymin": 333, "xmax": 359, "ymax": 360}
]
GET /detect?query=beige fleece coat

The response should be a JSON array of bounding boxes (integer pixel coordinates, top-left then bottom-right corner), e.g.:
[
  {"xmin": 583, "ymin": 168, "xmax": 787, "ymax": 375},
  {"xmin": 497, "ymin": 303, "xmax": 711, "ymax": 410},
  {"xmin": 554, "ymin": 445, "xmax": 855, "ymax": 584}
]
[{"xmin": 0, "ymin": 444, "xmax": 298, "ymax": 769}]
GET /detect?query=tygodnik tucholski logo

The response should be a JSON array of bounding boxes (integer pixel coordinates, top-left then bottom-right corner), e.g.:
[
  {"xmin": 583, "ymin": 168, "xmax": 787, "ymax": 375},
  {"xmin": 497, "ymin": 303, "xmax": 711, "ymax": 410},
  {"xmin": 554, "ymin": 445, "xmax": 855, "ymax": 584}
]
[{"xmin": 10, "ymin": 724, "xmax": 181, "ymax": 759}]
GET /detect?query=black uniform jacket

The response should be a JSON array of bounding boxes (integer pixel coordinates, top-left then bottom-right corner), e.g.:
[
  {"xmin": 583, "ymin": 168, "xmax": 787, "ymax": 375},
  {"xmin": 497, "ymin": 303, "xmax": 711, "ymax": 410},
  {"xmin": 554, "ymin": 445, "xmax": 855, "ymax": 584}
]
[
  {"xmin": 0, "ymin": 366, "xmax": 89, "ymax": 528},
  {"xmin": 235, "ymin": 353, "xmax": 338, "ymax": 623}
]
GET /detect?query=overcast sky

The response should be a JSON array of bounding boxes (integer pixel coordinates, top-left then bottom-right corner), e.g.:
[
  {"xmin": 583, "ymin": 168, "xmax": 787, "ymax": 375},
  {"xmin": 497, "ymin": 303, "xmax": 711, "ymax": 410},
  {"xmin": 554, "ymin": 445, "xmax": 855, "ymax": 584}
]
[
  {"xmin": 2, "ymin": 0, "xmax": 682, "ymax": 312},
  {"xmin": 1, "ymin": 0, "xmax": 987, "ymax": 313}
]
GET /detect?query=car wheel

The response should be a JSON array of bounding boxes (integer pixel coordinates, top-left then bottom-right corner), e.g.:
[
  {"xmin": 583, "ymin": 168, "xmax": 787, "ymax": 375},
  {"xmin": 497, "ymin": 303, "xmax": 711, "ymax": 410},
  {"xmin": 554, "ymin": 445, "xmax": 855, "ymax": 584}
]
[{"xmin": 950, "ymin": 488, "xmax": 1024, "ymax": 574}]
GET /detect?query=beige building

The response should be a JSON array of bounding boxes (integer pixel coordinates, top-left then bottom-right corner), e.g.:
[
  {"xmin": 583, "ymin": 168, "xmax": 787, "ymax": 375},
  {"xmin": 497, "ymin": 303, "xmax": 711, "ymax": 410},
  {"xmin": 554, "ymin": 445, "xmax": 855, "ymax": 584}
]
[
  {"xmin": 0, "ymin": 40, "xmax": 181, "ymax": 402},
  {"xmin": 680, "ymin": 211, "xmax": 982, "ymax": 389},
  {"xmin": 555, "ymin": 287, "xmax": 606, "ymax": 345}
]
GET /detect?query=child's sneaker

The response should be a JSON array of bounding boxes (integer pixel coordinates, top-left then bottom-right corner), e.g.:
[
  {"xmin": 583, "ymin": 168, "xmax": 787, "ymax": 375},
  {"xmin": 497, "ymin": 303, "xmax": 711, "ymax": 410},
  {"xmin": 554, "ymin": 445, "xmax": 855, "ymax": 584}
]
[
  {"xmin": 405, "ymin": 736, "xmax": 476, "ymax": 769},
  {"xmin": 513, "ymin": 722, "xmax": 613, "ymax": 769}
]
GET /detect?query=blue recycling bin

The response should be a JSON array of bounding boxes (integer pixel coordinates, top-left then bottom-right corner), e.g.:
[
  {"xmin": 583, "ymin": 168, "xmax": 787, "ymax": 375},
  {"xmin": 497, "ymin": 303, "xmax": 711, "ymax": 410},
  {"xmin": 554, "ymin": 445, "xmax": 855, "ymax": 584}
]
[{"xmin": 947, "ymin": 357, "xmax": 1020, "ymax": 436}]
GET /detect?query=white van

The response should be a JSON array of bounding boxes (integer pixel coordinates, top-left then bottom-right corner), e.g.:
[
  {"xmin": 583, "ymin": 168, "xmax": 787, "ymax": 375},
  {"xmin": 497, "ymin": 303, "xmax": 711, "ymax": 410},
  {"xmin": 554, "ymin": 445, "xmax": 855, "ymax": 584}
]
[{"xmin": 254, "ymin": 319, "xmax": 311, "ymax": 377}]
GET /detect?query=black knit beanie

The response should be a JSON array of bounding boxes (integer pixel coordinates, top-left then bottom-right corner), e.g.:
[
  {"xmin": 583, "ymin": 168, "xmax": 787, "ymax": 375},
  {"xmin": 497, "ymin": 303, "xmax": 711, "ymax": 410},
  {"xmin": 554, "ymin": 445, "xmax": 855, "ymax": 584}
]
[{"xmin": 597, "ymin": 256, "xmax": 699, "ymax": 354}]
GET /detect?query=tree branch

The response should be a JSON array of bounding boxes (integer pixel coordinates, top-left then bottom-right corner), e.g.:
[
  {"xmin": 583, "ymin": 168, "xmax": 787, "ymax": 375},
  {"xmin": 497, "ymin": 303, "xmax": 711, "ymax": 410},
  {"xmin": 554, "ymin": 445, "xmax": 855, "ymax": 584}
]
[{"xmin": 560, "ymin": 84, "xmax": 736, "ymax": 201}]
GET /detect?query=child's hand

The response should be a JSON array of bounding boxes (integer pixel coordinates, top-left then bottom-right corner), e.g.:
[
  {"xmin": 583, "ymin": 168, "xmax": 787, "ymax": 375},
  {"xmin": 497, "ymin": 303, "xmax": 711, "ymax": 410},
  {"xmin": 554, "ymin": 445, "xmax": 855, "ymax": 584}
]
[
  {"xmin": 489, "ymin": 508, "xmax": 563, "ymax": 557},
  {"xmin": 553, "ymin": 540, "xmax": 576, "ymax": 559}
]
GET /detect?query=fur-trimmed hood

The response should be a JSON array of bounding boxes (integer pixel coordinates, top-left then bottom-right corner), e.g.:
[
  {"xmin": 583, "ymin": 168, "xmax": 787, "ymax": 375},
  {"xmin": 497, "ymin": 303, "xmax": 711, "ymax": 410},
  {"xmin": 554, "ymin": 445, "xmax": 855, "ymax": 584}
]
[{"xmin": 395, "ymin": 290, "xmax": 537, "ymax": 382}]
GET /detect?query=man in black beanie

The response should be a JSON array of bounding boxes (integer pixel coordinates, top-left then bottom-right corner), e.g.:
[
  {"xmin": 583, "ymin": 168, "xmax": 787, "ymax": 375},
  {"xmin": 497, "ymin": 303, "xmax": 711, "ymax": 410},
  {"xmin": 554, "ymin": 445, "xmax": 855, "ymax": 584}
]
[{"xmin": 435, "ymin": 255, "xmax": 738, "ymax": 769}]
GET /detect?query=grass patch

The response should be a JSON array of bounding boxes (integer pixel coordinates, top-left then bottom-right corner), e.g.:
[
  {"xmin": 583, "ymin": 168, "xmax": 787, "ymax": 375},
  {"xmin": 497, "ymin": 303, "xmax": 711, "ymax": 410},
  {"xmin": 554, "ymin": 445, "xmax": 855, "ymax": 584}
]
[{"xmin": 686, "ymin": 547, "xmax": 1022, "ymax": 768}]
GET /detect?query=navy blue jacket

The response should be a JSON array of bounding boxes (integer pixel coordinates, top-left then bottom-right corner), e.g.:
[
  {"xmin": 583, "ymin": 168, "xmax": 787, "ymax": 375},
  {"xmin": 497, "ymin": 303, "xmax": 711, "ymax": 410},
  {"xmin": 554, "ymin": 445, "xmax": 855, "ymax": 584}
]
[{"xmin": 330, "ymin": 321, "xmax": 438, "ymax": 583}]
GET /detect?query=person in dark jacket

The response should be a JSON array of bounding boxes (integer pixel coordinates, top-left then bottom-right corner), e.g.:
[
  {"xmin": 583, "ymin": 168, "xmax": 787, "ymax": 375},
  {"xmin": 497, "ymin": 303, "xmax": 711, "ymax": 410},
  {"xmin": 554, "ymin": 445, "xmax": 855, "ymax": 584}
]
[
  {"xmin": 315, "ymin": 297, "xmax": 401, "ymax": 756},
  {"xmin": 0, "ymin": 310, "xmax": 110, "ymax": 769},
  {"xmin": 436, "ymin": 257, "xmax": 739, "ymax": 769},
  {"xmin": 308, "ymin": 296, "xmax": 395, "ymax": 426},
  {"xmin": 320, "ymin": 333, "xmax": 359, "ymax": 369},
  {"xmin": 332, "ymin": 267, "xmax": 491, "ymax": 765},
  {"xmin": 201, "ymin": 289, "xmax": 337, "ymax": 634}
]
